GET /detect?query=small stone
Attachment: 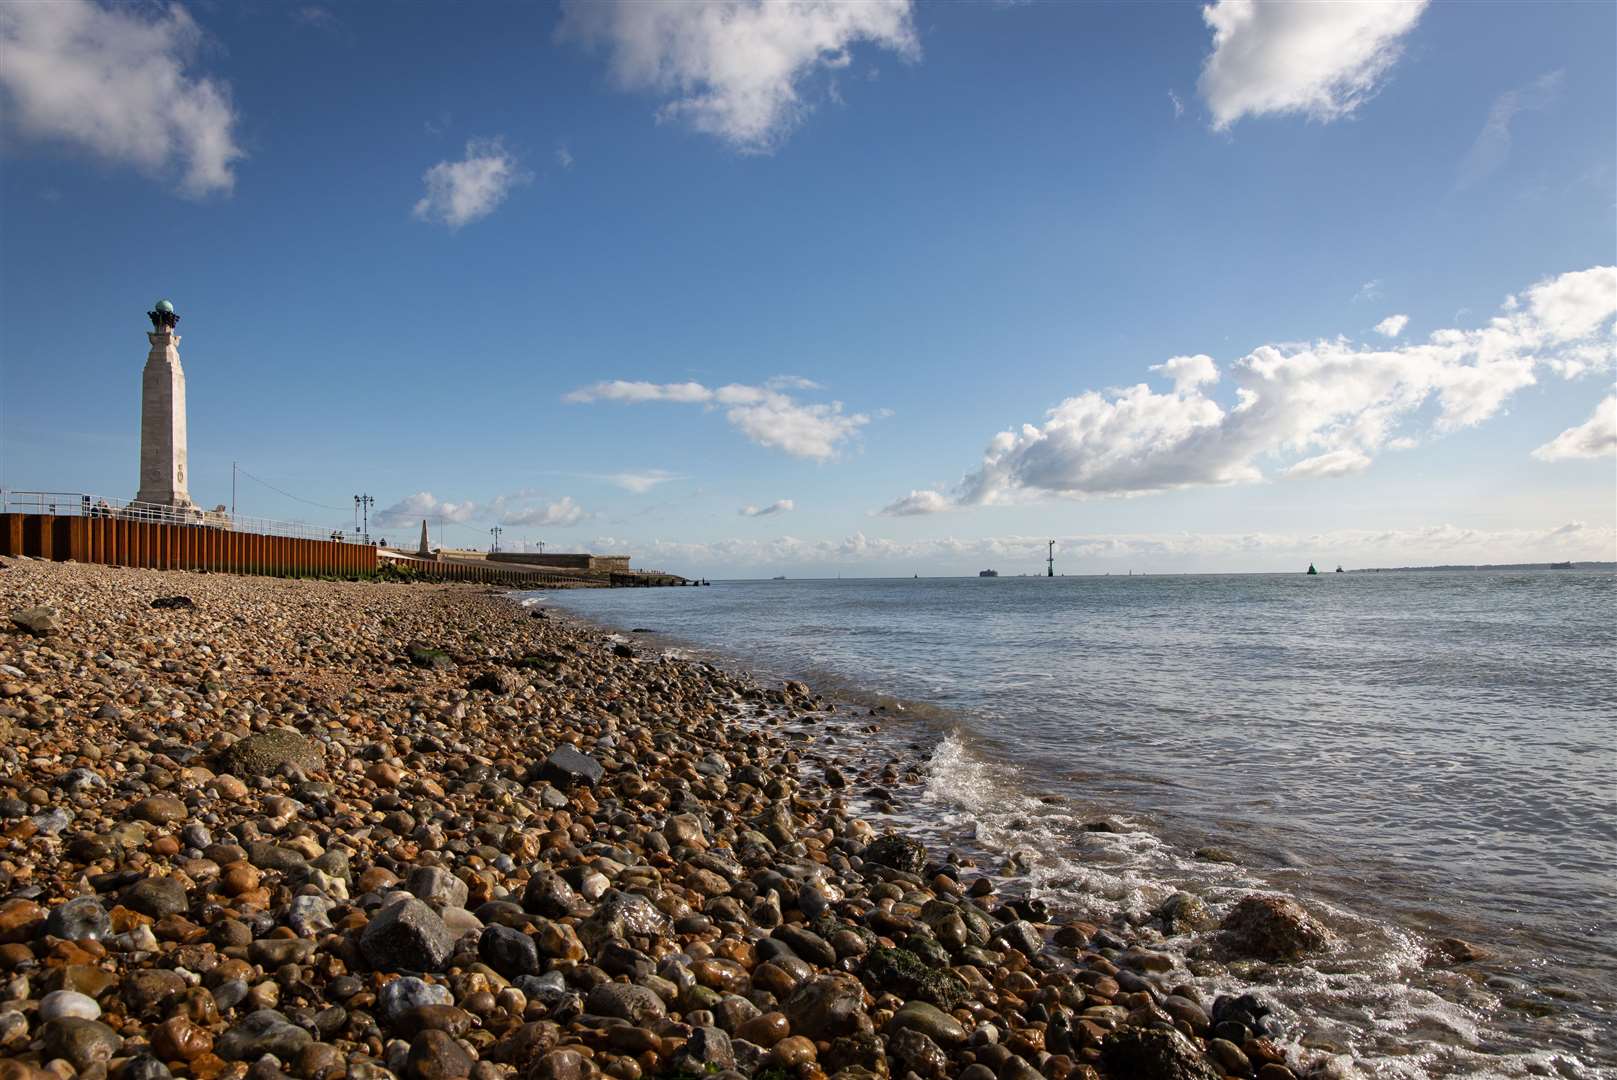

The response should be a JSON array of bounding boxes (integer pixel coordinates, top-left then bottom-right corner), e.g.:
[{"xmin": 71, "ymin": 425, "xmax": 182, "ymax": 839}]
[
  {"xmin": 132, "ymin": 796, "xmax": 189, "ymax": 824},
  {"xmin": 888, "ymin": 1000, "xmax": 966, "ymax": 1046},
  {"xmin": 122, "ymin": 877, "xmax": 189, "ymax": 919},
  {"xmin": 10, "ymin": 606, "xmax": 60, "ymax": 635},
  {"xmin": 39, "ymin": 990, "xmax": 102, "ymax": 1022},
  {"xmin": 1220, "ymin": 894, "xmax": 1334, "ymax": 961},
  {"xmin": 152, "ymin": 1016, "xmax": 213, "ymax": 1061},
  {"xmin": 46, "ymin": 897, "xmax": 111, "ymax": 942},
  {"xmin": 864, "ymin": 834, "xmax": 926, "ymax": 874},
  {"xmin": 535, "ymin": 744, "xmax": 603, "ymax": 789},
  {"xmin": 1099, "ymin": 1027, "xmax": 1221, "ymax": 1080},
  {"xmin": 378, "ymin": 977, "xmax": 453, "ymax": 1026},
  {"xmin": 215, "ymin": 1009, "xmax": 314, "ymax": 1061},
  {"xmin": 219, "ymin": 729, "xmax": 323, "ymax": 775},
  {"xmin": 479, "ymin": 924, "xmax": 541, "ymax": 978},
  {"xmin": 585, "ymin": 983, "xmax": 666, "ymax": 1024},
  {"xmin": 407, "ymin": 1029, "xmax": 473, "ymax": 1080},
  {"xmin": 42, "ymin": 1018, "xmax": 123, "ymax": 1071},
  {"xmin": 407, "ymin": 866, "xmax": 469, "ymax": 910}
]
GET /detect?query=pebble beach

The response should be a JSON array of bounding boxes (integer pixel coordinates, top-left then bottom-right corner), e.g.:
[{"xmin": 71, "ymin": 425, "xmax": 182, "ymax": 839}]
[{"xmin": 1, "ymin": 559, "xmax": 1360, "ymax": 1080}]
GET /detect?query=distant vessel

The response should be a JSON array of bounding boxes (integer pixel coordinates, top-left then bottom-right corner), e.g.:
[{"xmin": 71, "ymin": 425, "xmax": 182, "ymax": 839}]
[
  {"xmin": 771, "ymin": 575, "xmax": 787, "ymax": 580},
  {"xmin": 1336, "ymin": 565, "xmax": 1344, "ymax": 573},
  {"xmin": 1307, "ymin": 563, "xmax": 1319, "ymax": 575},
  {"xmin": 978, "ymin": 569, "xmax": 999, "ymax": 577},
  {"xmin": 1550, "ymin": 561, "xmax": 1574, "ymax": 570}
]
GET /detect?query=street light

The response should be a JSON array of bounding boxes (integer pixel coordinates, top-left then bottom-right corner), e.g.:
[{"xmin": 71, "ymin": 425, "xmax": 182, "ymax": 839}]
[
  {"xmin": 354, "ymin": 494, "xmax": 374, "ymax": 544},
  {"xmin": 489, "ymin": 525, "xmax": 503, "ymax": 553}
]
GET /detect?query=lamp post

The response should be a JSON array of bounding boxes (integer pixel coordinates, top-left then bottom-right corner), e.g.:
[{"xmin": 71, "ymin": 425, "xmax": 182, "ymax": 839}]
[
  {"xmin": 489, "ymin": 526, "xmax": 503, "ymax": 553},
  {"xmin": 354, "ymin": 494, "xmax": 374, "ymax": 544}
]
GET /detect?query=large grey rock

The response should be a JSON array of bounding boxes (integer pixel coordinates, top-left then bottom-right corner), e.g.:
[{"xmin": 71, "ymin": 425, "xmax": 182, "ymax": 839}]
[
  {"xmin": 216, "ymin": 1009, "xmax": 314, "ymax": 1061},
  {"xmin": 784, "ymin": 974, "xmax": 870, "ymax": 1041},
  {"xmin": 586, "ymin": 983, "xmax": 666, "ymax": 1024},
  {"xmin": 220, "ymin": 729, "xmax": 323, "ymax": 775},
  {"xmin": 1220, "ymin": 894, "xmax": 1334, "ymax": 961},
  {"xmin": 407, "ymin": 866, "xmax": 469, "ymax": 910},
  {"xmin": 46, "ymin": 896, "xmax": 111, "ymax": 941},
  {"xmin": 1099, "ymin": 1027, "xmax": 1221, "ymax": 1080},
  {"xmin": 121, "ymin": 877, "xmax": 188, "ymax": 919},
  {"xmin": 378, "ymin": 977, "xmax": 453, "ymax": 1026},
  {"xmin": 864, "ymin": 834, "xmax": 926, "ymax": 874},
  {"xmin": 579, "ymin": 889, "xmax": 671, "ymax": 951},
  {"xmin": 888, "ymin": 1000, "xmax": 966, "ymax": 1046},
  {"xmin": 536, "ymin": 743, "xmax": 603, "ymax": 788},
  {"xmin": 360, "ymin": 898, "xmax": 457, "ymax": 972},
  {"xmin": 522, "ymin": 870, "xmax": 582, "ymax": 917},
  {"xmin": 42, "ymin": 1018, "xmax": 123, "ymax": 1070},
  {"xmin": 479, "ymin": 924, "xmax": 542, "ymax": 978},
  {"xmin": 11, "ymin": 606, "xmax": 60, "ymax": 636}
]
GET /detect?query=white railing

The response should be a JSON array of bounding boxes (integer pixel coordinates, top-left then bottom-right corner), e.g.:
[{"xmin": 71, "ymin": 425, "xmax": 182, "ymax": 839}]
[{"xmin": 1, "ymin": 489, "xmax": 371, "ymax": 545}]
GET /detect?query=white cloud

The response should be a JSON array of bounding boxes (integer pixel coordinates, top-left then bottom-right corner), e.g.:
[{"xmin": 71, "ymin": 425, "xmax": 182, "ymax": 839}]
[
  {"xmin": 1532, "ymin": 396, "xmax": 1617, "ymax": 462},
  {"xmin": 603, "ymin": 470, "xmax": 682, "ymax": 494},
  {"xmin": 879, "ymin": 489, "xmax": 955, "ymax": 517},
  {"xmin": 565, "ymin": 378, "xmax": 875, "ymax": 461},
  {"xmin": 1355, "ymin": 279, "xmax": 1382, "ymax": 303},
  {"xmin": 556, "ymin": 0, "xmax": 917, "ymax": 151},
  {"xmin": 1168, "ymin": 89, "xmax": 1185, "ymax": 118},
  {"xmin": 376, "ymin": 490, "xmax": 589, "ymax": 529},
  {"xmin": 1375, "ymin": 314, "xmax": 1409, "ymax": 338},
  {"xmin": 739, "ymin": 499, "xmax": 795, "ymax": 517},
  {"xmin": 412, "ymin": 137, "xmax": 527, "ymax": 229},
  {"xmin": 1283, "ymin": 448, "xmax": 1372, "ymax": 479},
  {"xmin": 556, "ymin": 144, "xmax": 575, "ymax": 169},
  {"xmin": 1199, "ymin": 0, "xmax": 1427, "ymax": 131},
  {"xmin": 501, "ymin": 496, "xmax": 587, "ymax": 528},
  {"xmin": 582, "ymin": 521, "xmax": 1615, "ymax": 574},
  {"xmin": 0, "ymin": 0, "xmax": 243, "ymax": 197},
  {"xmin": 1456, "ymin": 70, "xmax": 1562, "ymax": 190},
  {"xmin": 375, "ymin": 491, "xmax": 481, "ymax": 528},
  {"xmin": 883, "ymin": 266, "xmax": 1617, "ymax": 513}
]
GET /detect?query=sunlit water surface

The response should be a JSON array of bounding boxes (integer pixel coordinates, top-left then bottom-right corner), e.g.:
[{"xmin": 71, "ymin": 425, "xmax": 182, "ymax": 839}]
[{"xmin": 535, "ymin": 570, "xmax": 1617, "ymax": 1076}]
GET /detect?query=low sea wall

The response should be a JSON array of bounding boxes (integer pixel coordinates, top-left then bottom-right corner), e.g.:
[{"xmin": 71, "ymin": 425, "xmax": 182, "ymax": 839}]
[{"xmin": 0, "ymin": 512, "xmax": 375, "ymax": 578}]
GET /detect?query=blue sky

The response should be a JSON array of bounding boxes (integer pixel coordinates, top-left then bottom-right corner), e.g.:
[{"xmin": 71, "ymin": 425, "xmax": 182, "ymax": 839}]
[{"xmin": 2, "ymin": 0, "xmax": 1613, "ymax": 576}]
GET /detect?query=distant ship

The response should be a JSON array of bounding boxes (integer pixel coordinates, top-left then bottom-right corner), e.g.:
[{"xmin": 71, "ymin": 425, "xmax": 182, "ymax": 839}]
[
  {"xmin": 771, "ymin": 575, "xmax": 787, "ymax": 580},
  {"xmin": 1550, "ymin": 561, "xmax": 1574, "ymax": 570},
  {"xmin": 978, "ymin": 569, "xmax": 999, "ymax": 577},
  {"xmin": 1307, "ymin": 563, "xmax": 1319, "ymax": 575},
  {"xmin": 1336, "ymin": 565, "xmax": 1344, "ymax": 573}
]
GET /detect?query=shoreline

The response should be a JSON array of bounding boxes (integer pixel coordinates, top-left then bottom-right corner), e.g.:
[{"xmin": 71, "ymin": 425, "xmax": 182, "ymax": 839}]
[
  {"xmin": 534, "ymin": 585, "xmax": 1617, "ymax": 1078},
  {"xmin": 0, "ymin": 559, "xmax": 1543, "ymax": 1080}
]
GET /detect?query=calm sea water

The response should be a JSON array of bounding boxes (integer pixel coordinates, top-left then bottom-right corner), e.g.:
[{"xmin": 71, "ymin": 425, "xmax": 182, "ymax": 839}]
[{"xmin": 538, "ymin": 571, "xmax": 1617, "ymax": 1076}]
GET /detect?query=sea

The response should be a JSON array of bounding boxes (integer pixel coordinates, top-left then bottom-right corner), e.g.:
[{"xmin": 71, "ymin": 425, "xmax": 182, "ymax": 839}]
[{"xmin": 531, "ymin": 569, "xmax": 1617, "ymax": 1078}]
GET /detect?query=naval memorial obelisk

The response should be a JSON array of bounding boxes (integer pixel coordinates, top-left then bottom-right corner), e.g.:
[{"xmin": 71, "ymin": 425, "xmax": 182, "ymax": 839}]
[{"xmin": 134, "ymin": 299, "xmax": 199, "ymax": 512}]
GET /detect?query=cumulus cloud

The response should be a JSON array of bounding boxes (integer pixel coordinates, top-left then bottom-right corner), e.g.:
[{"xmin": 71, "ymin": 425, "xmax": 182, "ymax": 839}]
[
  {"xmin": 1199, "ymin": 0, "xmax": 1428, "ymax": 131},
  {"xmin": 501, "ymin": 496, "xmax": 587, "ymax": 528},
  {"xmin": 739, "ymin": 499, "xmax": 794, "ymax": 517},
  {"xmin": 1532, "ymin": 396, "xmax": 1617, "ymax": 462},
  {"xmin": 1374, "ymin": 314, "xmax": 1409, "ymax": 338},
  {"xmin": 1457, "ymin": 70, "xmax": 1562, "ymax": 190},
  {"xmin": 882, "ymin": 266, "xmax": 1617, "ymax": 514},
  {"xmin": 584, "ymin": 521, "xmax": 1615, "ymax": 574},
  {"xmin": 565, "ymin": 379, "xmax": 875, "ymax": 461},
  {"xmin": 375, "ymin": 491, "xmax": 481, "ymax": 528},
  {"xmin": 413, "ymin": 137, "xmax": 527, "ymax": 229},
  {"xmin": 556, "ymin": 0, "xmax": 917, "ymax": 151},
  {"xmin": 0, "ymin": 0, "xmax": 244, "ymax": 196}
]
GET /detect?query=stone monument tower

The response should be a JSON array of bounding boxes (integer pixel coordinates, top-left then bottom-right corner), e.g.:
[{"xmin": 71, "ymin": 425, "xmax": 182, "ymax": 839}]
[{"xmin": 134, "ymin": 299, "xmax": 198, "ymax": 511}]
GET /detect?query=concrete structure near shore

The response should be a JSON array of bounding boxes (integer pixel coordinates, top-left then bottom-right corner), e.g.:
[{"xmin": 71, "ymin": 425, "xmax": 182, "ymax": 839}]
[
  {"xmin": 134, "ymin": 300, "xmax": 198, "ymax": 512},
  {"xmin": 488, "ymin": 552, "xmax": 631, "ymax": 572}
]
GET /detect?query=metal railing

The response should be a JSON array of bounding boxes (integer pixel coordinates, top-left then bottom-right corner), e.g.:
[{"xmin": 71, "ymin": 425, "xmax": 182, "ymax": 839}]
[{"xmin": 1, "ymin": 490, "xmax": 371, "ymax": 545}]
